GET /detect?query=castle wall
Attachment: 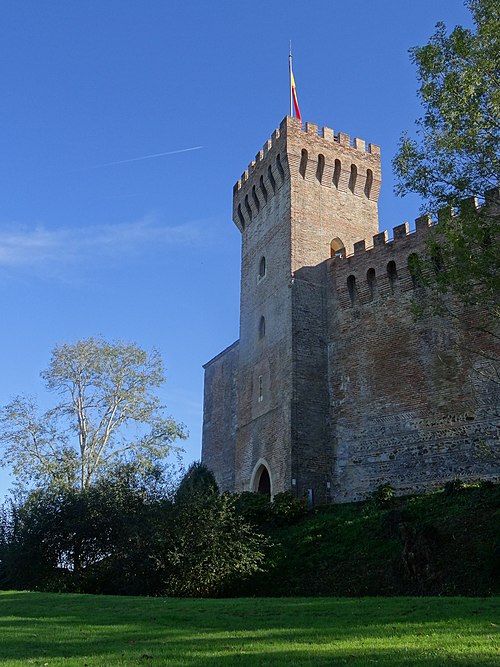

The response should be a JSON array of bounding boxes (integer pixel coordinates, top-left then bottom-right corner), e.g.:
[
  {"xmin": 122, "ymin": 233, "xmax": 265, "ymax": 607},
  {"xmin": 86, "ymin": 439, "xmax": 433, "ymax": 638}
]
[
  {"xmin": 229, "ymin": 117, "xmax": 384, "ymax": 498},
  {"xmin": 286, "ymin": 119, "xmax": 381, "ymax": 263},
  {"xmin": 327, "ymin": 220, "xmax": 500, "ymax": 502},
  {"xmin": 232, "ymin": 124, "xmax": 294, "ymax": 494},
  {"xmin": 283, "ymin": 118, "xmax": 381, "ymax": 503},
  {"xmin": 201, "ymin": 341, "xmax": 239, "ymax": 492},
  {"xmin": 291, "ymin": 264, "xmax": 332, "ymax": 503},
  {"xmin": 201, "ymin": 114, "xmax": 498, "ymax": 504}
]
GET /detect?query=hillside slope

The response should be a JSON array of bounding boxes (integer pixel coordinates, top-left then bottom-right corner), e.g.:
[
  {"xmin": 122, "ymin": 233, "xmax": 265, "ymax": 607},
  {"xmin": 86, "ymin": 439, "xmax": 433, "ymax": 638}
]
[{"xmin": 237, "ymin": 483, "xmax": 500, "ymax": 597}]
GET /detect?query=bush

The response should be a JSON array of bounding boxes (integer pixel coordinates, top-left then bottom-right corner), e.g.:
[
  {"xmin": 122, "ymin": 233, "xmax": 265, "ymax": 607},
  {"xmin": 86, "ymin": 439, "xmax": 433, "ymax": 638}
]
[
  {"xmin": 168, "ymin": 491, "xmax": 269, "ymax": 597},
  {"xmin": 372, "ymin": 484, "xmax": 395, "ymax": 505},
  {"xmin": 175, "ymin": 462, "xmax": 218, "ymax": 505},
  {"xmin": 444, "ymin": 479, "xmax": 465, "ymax": 496},
  {"xmin": 271, "ymin": 492, "xmax": 308, "ymax": 525},
  {"xmin": 233, "ymin": 492, "xmax": 271, "ymax": 527}
]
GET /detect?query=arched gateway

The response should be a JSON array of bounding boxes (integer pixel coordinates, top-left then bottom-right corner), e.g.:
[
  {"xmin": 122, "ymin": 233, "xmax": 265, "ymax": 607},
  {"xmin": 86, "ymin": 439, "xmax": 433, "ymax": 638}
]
[{"xmin": 250, "ymin": 459, "xmax": 272, "ymax": 498}]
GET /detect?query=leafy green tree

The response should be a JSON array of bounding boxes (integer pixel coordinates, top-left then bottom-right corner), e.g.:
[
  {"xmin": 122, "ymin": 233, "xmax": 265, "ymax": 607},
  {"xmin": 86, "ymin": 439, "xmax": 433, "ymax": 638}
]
[
  {"xmin": 0, "ymin": 463, "xmax": 270, "ymax": 598},
  {"xmin": 393, "ymin": 0, "xmax": 499, "ymax": 207},
  {"xmin": 0, "ymin": 464, "xmax": 176, "ymax": 594},
  {"xmin": 393, "ymin": 0, "xmax": 499, "ymax": 375},
  {"xmin": 166, "ymin": 463, "xmax": 269, "ymax": 597},
  {"xmin": 0, "ymin": 338, "xmax": 186, "ymax": 491},
  {"xmin": 174, "ymin": 460, "xmax": 219, "ymax": 504}
]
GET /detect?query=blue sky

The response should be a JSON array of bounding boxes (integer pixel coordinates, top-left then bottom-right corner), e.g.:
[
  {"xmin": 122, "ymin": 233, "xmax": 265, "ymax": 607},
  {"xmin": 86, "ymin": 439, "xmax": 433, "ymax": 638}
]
[{"xmin": 0, "ymin": 0, "xmax": 471, "ymax": 497}]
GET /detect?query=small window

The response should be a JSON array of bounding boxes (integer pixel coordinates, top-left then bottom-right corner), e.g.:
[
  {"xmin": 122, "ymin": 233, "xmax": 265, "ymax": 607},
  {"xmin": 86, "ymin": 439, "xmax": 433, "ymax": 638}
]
[
  {"xmin": 365, "ymin": 169, "xmax": 373, "ymax": 198},
  {"xmin": 245, "ymin": 194, "xmax": 252, "ymax": 221},
  {"xmin": 330, "ymin": 237, "xmax": 345, "ymax": 259},
  {"xmin": 258, "ymin": 375, "xmax": 263, "ymax": 402},
  {"xmin": 299, "ymin": 149, "xmax": 308, "ymax": 179},
  {"xmin": 258, "ymin": 256, "xmax": 266, "ymax": 280},
  {"xmin": 348, "ymin": 164, "xmax": 357, "ymax": 193},
  {"xmin": 276, "ymin": 154, "xmax": 285, "ymax": 180},
  {"xmin": 387, "ymin": 260, "xmax": 398, "ymax": 291},
  {"xmin": 252, "ymin": 185, "xmax": 260, "ymax": 213},
  {"xmin": 259, "ymin": 316, "xmax": 266, "ymax": 339},
  {"xmin": 237, "ymin": 204, "xmax": 245, "ymax": 230},
  {"xmin": 408, "ymin": 253, "xmax": 423, "ymax": 287},
  {"xmin": 260, "ymin": 175, "xmax": 268, "ymax": 203},
  {"xmin": 367, "ymin": 268, "xmax": 376, "ymax": 298},
  {"xmin": 267, "ymin": 165, "xmax": 276, "ymax": 193},
  {"xmin": 347, "ymin": 275, "xmax": 357, "ymax": 305},
  {"xmin": 316, "ymin": 154, "xmax": 325, "ymax": 183},
  {"xmin": 333, "ymin": 159, "xmax": 341, "ymax": 188}
]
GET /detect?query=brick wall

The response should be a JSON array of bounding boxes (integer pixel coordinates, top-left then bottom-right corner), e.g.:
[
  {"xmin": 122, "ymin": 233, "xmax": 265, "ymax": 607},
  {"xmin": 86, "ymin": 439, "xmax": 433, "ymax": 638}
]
[
  {"xmin": 202, "ymin": 116, "xmax": 499, "ymax": 503},
  {"xmin": 201, "ymin": 341, "xmax": 239, "ymax": 492},
  {"xmin": 327, "ymin": 222, "xmax": 500, "ymax": 501}
]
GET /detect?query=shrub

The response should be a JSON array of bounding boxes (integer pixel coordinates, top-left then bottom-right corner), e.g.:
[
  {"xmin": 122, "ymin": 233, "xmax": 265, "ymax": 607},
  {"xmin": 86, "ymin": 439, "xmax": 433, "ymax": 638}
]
[
  {"xmin": 271, "ymin": 492, "xmax": 308, "ymax": 525},
  {"xmin": 444, "ymin": 479, "xmax": 465, "ymax": 496},
  {"xmin": 372, "ymin": 484, "xmax": 395, "ymax": 505},
  {"xmin": 168, "ymin": 492, "xmax": 269, "ymax": 597},
  {"xmin": 233, "ymin": 492, "xmax": 271, "ymax": 527}
]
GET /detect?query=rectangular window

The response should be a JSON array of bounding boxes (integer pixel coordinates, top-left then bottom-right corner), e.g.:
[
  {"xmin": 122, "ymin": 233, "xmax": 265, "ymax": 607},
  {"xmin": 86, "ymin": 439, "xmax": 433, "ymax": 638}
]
[{"xmin": 258, "ymin": 375, "xmax": 263, "ymax": 402}]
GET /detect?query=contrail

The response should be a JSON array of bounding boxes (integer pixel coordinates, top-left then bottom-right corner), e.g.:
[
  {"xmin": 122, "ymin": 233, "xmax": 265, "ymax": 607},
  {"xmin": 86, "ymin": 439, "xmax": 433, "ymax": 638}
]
[{"xmin": 91, "ymin": 146, "xmax": 203, "ymax": 168}]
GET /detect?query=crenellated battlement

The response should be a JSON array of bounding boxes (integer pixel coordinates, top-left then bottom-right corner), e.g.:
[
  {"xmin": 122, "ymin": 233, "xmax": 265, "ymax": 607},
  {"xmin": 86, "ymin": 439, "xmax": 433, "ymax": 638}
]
[
  {"xmin": 232, "ymin": 116, "xmax": 382, "ymax": 233},
  {"xmin": 233, "ymin": 125, "xmax": 284, "ymax": 195},
  {"xmin": 329, "ymin": 188, "xmax": 498, "ymax": 309},
  {"xmin": 233, "ymin": 117, "xmax": 380, "ymax": 193},
  {"xmin": 232, "ymin": 120, "xmax": 289, "ymax": 233}
]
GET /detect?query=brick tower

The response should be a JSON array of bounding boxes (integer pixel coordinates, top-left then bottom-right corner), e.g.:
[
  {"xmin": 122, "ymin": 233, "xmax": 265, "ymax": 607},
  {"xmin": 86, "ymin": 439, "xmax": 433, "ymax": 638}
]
[{"xmin": 202, "ymin": 116, "xmax": 382, "ymax": 503}]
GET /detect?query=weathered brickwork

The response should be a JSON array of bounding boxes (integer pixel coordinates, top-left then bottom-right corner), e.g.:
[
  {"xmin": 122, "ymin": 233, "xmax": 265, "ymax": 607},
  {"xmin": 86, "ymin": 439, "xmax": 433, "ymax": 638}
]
[
  {"xmin": 328, "ymin": 221, "xmax": 499, "ymax": 501},
  {"xmin": 201, "ymin": 115, "xmax": 500, "ymax": 503},
  {"xmin": 201, "ymin": 341, "xmax": 239, "ymax": 492}
]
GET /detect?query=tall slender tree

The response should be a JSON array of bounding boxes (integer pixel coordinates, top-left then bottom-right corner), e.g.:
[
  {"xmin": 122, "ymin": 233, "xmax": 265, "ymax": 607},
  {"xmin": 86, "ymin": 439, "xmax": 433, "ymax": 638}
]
[{"xmin": 0, "ymin": 338, "xmax": 186, "ymax": 490}]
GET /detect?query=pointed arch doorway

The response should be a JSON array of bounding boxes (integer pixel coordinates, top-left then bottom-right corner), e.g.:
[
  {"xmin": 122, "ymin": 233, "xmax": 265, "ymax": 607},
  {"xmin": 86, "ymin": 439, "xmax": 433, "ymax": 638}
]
[
  {"xmin": 250, "ymin": 459, "xmax": 273, "ymax": 498},
  {"xmin": 257, "ymin": 467, "xmax": 271, "ymax": 495}
]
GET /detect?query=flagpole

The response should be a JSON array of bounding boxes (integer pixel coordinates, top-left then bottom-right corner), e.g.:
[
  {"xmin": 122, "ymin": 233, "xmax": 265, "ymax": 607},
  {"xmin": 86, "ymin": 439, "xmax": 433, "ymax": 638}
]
[{"xmin": 289, "ymin": 41, "xmax": 293, "ymax": 117}]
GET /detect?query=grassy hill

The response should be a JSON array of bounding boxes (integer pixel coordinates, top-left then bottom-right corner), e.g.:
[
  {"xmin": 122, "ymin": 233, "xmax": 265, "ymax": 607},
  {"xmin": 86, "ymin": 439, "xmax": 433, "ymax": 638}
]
[{"xmin": 237, "ymin": 482, "xmax": 500, "ymax": 597}]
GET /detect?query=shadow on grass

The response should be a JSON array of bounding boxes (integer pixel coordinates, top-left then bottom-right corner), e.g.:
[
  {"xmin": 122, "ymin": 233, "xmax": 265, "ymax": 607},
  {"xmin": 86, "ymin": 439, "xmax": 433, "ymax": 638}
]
[{"xmin": 0, "ymin": 592, "xmax": 498, "ymax": 666}]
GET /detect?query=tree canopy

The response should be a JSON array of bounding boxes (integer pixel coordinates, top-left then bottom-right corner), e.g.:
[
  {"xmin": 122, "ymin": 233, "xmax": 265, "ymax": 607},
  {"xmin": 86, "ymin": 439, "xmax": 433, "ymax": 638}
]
[
  {"xmin": 393, "ymin": 0, "xmax": 499, "ymax": 375},
  {"xmin": 0, "ymin": 338, "xmax": 186, "ymax": 491},
  {"xmin": 393, "ymin": 0, "xmax": 499, "ymax": 208}
]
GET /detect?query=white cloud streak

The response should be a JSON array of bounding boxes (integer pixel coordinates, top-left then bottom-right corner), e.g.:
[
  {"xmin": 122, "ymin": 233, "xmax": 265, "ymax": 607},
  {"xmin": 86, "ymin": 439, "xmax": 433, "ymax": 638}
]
[
  {"xmin": 0, "ymin": 216, "xmax": 207, "ymax": 269},
  {"xmin": 90, "ymin": 146, "xmax": 204, "ymax": 168}
]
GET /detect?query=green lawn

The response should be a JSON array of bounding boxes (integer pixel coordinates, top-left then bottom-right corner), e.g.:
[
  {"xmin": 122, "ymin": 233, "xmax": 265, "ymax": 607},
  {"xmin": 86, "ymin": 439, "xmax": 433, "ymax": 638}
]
[{"xmin": 0, "ymin": 591, "xmax": 498, "ymax": 666}]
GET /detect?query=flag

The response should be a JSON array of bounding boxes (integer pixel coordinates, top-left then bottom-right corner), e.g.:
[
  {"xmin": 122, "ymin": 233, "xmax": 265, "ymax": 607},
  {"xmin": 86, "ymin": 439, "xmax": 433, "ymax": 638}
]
[{"xmin": 290, "ymin": 66, "xmax": 302, "ymax": 122}]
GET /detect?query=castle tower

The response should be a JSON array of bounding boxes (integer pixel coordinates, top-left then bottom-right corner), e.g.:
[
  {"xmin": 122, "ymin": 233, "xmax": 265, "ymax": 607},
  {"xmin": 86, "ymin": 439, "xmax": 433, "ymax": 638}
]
[
  {"xmin": 202, "ymin": 116, "xmax": 382, "ymax": 503},
  {"xmin": 202, "ymin": 117, "xmax": 500, "ymax": 503}
]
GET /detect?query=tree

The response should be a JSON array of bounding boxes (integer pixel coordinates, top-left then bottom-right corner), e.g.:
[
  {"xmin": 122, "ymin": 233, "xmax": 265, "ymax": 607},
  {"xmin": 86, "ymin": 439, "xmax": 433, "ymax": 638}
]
[
  {"xmin": 0, "ymin": 338, "xmax": 186, "ymax": 491},
  {"xmin": 0, "ymin": 464, "xmax": 176, "ymax": 594},
  {"xmin": 174, "ymin": 460, "xmax": 219, "ymax": 504},
  {"xmin": 393, "ymin": 0, "xmax": 499, "ymax": 378},
  {"xmin": 0, "ymin": 463, "xmax": 270, "ymax": 598},
  {"xmin": 393, "ymin": 0, "xmax": 499, "ymax": 207},
  {"xmin": 166, "ymin": 463, "xmax": 269, "ymax": 597}
]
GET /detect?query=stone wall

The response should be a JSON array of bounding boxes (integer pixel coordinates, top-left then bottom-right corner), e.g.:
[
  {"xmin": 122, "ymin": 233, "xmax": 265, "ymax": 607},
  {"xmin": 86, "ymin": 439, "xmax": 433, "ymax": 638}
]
[
  {"xmin": 232, "ymin": 122, "xmax": 294, "ymax": 494},
  {"xmin": 201, "ymin": 341, "xmax": 239, "ymax": 492},
  {"xmin": 327, "ymin": 218, "xmax": 500, "ymax": 501},
  {"xmin": 201, "ymin": 115, "xmax": 499, "ymax": 504}
]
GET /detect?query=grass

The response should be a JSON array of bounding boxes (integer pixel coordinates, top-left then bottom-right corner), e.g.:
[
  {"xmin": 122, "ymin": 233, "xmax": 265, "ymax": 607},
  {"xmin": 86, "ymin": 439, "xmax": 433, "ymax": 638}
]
[
  {"xmin": 245, "ymin": 484, "xmax": 500, "ymax": 597},
  {"xmin": 0, "ymin": 591, "xmax": 498, "ymax": 666}
]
